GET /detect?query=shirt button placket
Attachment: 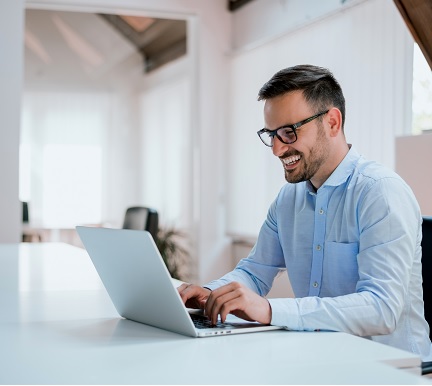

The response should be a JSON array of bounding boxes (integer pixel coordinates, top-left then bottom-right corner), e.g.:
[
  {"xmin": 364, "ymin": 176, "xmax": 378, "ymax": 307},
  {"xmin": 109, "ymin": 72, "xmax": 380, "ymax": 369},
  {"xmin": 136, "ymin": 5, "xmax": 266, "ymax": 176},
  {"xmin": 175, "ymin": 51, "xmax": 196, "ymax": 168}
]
[{"xmin": 310, "ymin": 192, "xmax": 328, "ymax": 296}]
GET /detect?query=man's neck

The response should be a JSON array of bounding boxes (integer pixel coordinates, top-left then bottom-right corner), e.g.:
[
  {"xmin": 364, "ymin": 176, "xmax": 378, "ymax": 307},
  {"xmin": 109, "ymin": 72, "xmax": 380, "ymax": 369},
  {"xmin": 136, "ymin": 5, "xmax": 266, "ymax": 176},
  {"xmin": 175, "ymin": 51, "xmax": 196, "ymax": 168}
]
[
  {"xmin": 309, "ymin": 180, "xmax": 318, "ymax": 193},
  {"xmin": 310, "ymin": 143, "xmax": 351, "ymax": 190}
]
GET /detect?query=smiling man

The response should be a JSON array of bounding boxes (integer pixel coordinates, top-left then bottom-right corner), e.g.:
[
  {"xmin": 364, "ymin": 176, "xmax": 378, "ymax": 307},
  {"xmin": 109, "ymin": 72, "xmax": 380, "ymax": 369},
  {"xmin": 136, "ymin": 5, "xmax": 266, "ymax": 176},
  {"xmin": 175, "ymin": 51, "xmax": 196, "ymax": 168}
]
[{"xmin": 179, "ymin": 65, "xmax": 431, "ymax": 359}]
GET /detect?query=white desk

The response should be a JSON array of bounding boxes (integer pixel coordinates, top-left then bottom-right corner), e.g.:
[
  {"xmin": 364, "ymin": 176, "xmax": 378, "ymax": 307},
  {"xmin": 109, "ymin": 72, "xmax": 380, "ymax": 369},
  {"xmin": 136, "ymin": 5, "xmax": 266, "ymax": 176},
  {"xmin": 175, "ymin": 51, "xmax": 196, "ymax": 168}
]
[{"xmin": 0, "ymin": 243, "xmax": 429, "ymax": 385}]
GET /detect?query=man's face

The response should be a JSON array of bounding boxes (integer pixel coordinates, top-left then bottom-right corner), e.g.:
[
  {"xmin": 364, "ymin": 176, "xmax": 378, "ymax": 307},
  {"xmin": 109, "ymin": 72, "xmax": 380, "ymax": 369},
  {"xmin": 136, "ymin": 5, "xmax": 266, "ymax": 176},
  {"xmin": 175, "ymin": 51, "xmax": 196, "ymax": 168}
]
[{"xmin": 263, "ymin": 91, "xmax": 331, "ymax": 187}]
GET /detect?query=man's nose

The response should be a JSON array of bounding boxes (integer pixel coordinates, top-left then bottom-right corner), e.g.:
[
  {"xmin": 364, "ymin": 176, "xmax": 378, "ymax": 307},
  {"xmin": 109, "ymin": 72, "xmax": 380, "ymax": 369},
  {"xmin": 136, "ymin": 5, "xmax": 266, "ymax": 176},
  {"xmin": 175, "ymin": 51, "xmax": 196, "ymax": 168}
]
[{"xmin": 272, "ymin": 136, "xmax": 289, "ymax": 157}]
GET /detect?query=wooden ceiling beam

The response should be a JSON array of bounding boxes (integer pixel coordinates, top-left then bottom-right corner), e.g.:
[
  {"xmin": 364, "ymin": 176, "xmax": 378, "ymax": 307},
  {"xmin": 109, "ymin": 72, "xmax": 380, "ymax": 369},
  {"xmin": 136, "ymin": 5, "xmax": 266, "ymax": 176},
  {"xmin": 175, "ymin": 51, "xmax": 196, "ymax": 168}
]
[{"xmin": 393, "ymin": 0, "xmax": 432, "ymax": 69}]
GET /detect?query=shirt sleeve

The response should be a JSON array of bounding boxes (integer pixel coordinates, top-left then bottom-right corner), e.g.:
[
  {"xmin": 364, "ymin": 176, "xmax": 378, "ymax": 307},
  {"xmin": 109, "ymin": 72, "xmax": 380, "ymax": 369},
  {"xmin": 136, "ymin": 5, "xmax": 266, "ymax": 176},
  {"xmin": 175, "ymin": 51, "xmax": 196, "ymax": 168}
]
[
  {"xmin": 205, "ymin": 196, "xmax": 287, "ymax": 296},
  {"xmin": 269, "ymin": 176, "xmax": 422, "ymax": 336}
]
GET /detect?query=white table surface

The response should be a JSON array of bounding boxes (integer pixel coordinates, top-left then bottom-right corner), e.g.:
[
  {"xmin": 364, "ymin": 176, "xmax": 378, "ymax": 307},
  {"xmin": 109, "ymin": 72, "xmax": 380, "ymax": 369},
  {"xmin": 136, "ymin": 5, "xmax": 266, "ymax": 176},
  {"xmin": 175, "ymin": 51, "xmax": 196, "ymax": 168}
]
[{"xmin": 0, "ymin": 243, "xmax": 429, "ymax": 385}]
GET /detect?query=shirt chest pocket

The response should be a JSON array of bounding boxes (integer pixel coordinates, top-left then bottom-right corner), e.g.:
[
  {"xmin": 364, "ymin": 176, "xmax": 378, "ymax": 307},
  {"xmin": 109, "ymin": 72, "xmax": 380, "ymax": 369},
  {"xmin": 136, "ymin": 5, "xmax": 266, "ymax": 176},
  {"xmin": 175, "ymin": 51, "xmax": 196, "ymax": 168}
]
[{"xmin": 323, "ymin": 241, "xmax": 359, "ymax": 294}]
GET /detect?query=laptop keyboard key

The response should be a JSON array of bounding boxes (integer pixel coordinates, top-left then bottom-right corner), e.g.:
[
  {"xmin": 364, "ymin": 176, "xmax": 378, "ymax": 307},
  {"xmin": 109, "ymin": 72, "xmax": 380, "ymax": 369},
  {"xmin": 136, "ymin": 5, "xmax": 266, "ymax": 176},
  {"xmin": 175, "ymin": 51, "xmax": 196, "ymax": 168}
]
[{"xmin": 190, "ymin": 314, "xmax": 228, "ymax": 329}]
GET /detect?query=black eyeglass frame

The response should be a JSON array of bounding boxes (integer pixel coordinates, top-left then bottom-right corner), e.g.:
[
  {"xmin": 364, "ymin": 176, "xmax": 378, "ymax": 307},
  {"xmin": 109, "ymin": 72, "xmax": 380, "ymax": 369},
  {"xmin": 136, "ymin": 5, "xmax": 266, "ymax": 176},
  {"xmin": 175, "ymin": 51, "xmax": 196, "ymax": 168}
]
[{"xmin": 257, "ymin": 110, "xmax": 329, "ymax": 147}]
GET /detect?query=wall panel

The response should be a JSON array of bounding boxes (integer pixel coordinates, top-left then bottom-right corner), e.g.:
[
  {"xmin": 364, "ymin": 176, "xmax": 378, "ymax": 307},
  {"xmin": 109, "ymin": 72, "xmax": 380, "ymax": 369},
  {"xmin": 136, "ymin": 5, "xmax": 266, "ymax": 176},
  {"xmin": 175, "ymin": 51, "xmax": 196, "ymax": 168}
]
[{"xmin": 0, "ymin": 0, "xmax": 25, "ymax": 243}]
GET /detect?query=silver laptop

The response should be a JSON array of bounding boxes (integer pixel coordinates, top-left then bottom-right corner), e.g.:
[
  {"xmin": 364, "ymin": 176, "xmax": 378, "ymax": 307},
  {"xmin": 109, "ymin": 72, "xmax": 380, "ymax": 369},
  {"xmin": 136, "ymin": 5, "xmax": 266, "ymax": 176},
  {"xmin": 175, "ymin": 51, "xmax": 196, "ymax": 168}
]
[{"xmin": 76, "ymin": 226, "xmax": 282, "ymax": 338}]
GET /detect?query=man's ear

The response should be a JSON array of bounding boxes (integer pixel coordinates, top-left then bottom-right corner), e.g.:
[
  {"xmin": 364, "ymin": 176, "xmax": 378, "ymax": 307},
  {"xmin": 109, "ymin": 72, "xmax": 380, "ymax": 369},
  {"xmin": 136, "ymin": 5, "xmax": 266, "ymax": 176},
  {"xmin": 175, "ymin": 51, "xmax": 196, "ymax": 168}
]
[{"xmin": 326, "ymin": 108, "xmax": 343, "ymax": 138}]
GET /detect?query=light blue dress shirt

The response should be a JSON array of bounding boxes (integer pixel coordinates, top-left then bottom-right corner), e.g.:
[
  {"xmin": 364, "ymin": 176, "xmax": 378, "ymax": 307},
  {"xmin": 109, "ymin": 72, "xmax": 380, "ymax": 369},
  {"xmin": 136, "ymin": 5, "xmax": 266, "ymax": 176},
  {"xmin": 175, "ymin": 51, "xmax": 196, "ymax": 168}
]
[{"xmin": 206, "ymin": 146, "xmax": 431, "ymax": 359}]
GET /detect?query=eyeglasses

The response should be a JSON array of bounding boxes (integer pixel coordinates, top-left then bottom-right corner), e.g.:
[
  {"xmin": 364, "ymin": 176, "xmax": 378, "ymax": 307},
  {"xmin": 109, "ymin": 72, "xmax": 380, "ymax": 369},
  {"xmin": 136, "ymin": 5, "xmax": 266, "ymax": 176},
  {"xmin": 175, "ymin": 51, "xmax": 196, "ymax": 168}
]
[{"xmin": 257, "ymin": 110, "xmax": 329, "ymax": 147}]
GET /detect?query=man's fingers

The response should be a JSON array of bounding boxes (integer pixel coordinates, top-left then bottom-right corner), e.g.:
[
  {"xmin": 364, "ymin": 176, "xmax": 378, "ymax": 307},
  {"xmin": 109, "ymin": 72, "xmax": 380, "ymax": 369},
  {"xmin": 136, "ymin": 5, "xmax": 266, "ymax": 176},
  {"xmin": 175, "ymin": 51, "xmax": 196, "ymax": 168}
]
[
  {"xmin": 177, "ymin": 284, "xmax": 211, "ymax": 309},
  {"xmin": 177, "ymin": 283, "xmax": 192, "ymax": 301},
  {"xmin": 216, "ymin": 295, "xmax": 243, "ymax": 324},
  {"xmin": 206, "ymin": 284, "xmax": 243, "ymax": 324},
  {"xmin": 204, "ymin": 284, "xmax": 230, "ymax": 320},
  {"xmin": 179, "ymin": 282, "xmax": 270, "ymax": 324},
  {"xmin": 177, "ymin": 283, "xmax": 190, "ymax": 293},
  {"xmin": 203, "ymin": 282, "xmax": 272, "ymax": 325}
]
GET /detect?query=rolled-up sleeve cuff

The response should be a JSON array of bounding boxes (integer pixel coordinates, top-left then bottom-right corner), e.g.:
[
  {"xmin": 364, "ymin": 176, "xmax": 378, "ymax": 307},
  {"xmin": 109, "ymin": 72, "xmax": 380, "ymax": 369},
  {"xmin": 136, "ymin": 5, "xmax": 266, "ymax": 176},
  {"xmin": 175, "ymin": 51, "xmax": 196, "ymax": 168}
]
[{"xmin": 268, "ymin": 298, "xmax": 302, "ymax": 330}]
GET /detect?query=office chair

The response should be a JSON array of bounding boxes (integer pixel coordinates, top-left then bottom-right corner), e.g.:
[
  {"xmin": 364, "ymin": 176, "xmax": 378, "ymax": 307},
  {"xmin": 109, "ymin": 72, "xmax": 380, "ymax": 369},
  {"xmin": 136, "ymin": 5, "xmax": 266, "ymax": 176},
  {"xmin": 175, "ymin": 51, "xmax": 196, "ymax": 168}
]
[
  {"xmin": 422, "ymin": 216, "xmax": 432, "ymax": 375},
  {"xmin": 22, "ymin": 201, "xmax": 29, "ymax": 224},
  {"xmin": 21, "ymin": 201, "xmax": 42, "ymax": 242},
  {"xmin": 122, "ymin": 206, "xmax": 159, "ymax": 241}
]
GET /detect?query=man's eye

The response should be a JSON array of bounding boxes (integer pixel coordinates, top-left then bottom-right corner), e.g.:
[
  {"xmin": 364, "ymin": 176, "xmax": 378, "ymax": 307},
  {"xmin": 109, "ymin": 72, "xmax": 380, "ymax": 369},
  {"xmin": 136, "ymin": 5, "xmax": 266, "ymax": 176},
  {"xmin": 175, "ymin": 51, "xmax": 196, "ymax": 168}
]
[{"xmin": 279, "ymin": 128, "xmax": 295, "ymax": 138}]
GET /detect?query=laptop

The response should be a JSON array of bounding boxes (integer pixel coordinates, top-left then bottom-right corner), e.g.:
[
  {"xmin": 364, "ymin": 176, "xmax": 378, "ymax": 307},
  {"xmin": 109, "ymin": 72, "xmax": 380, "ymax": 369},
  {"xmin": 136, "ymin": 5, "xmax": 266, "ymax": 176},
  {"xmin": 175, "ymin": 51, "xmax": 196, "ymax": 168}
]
[{"xmin": 76, "ymin": 226, "xmax": 283, "ymax": 337}]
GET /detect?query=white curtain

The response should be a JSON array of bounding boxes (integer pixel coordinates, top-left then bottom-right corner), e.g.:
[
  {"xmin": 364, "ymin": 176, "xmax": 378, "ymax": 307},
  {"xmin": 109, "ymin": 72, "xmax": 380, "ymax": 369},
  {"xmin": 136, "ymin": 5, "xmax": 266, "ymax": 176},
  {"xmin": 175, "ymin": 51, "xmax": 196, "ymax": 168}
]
[
  {"xmin": 20, "ymin": 91, "xmax": 110, "ymax": 228},
  {"xmin": 138, "ymin": 76, "xmax": 192, "ymax": 230}
]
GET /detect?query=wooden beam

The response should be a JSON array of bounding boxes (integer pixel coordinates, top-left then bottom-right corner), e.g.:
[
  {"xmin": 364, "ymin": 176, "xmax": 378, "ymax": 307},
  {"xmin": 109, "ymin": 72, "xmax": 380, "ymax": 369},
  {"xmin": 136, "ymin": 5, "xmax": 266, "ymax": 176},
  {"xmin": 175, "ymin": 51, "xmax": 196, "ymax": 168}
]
[
  {"xmin": 228, "ymin": 0, "xmax": 255, "ymax": 12},
  {"xmin": 393, "ymin": 0, "xmax": 432, "ymax": 69}
]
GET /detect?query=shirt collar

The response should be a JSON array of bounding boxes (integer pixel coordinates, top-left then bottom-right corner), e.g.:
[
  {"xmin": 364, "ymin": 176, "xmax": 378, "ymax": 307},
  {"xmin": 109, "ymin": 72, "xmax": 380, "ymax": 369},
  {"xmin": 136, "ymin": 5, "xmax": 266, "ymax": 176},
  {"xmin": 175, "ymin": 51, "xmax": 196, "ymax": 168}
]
[{"xmin": 320, "ymin": 145, "xmax": 362, "ymax": 188}]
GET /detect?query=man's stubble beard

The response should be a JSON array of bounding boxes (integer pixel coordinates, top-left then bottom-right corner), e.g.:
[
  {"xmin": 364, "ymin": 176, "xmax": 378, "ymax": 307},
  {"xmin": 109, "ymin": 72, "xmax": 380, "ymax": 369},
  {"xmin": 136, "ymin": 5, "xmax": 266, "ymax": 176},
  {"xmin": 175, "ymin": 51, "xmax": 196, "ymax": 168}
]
[{"xmin": 284, "ymin": 125, "xmax": 330, "ymax": 184}]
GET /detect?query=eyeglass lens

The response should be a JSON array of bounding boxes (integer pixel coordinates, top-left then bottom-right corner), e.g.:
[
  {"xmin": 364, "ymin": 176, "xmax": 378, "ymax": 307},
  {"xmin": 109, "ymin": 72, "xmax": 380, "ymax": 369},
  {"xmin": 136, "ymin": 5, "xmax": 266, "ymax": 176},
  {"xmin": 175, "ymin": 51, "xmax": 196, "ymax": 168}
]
[{"xmin": 261, "ymin": 128, "xmax": 296, "ymax": 146}]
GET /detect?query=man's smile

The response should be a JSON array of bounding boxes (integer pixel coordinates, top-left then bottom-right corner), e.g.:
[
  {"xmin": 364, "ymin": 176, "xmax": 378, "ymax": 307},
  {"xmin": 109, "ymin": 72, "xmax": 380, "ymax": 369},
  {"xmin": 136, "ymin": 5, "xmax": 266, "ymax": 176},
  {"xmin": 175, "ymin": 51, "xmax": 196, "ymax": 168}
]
[{"xmin": 281, "ymin": 154, "xmax": 301, "ymax": 169}]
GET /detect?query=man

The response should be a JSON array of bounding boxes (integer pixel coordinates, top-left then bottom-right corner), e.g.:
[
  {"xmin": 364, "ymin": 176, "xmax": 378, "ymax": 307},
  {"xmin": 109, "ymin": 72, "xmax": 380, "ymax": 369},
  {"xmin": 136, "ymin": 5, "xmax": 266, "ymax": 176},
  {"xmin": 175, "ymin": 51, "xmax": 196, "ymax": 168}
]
[{"xmin": 179, "ymin": 65, "xmax": 431, "ymax": 359}]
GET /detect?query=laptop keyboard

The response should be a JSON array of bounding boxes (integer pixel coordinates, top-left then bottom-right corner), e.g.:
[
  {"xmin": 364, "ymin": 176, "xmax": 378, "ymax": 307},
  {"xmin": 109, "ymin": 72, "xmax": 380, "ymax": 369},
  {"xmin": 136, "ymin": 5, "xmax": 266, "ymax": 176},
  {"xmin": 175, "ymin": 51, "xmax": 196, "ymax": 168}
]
[{"xmin": 190, "ymin": 313, "xmax": 230, "ymax": 329}]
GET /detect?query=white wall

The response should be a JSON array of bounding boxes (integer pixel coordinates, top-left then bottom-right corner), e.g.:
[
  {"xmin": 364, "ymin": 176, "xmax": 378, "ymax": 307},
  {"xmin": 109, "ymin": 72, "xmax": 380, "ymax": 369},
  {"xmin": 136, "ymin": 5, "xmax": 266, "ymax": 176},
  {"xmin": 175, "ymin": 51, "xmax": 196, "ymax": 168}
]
[
  {"xmin": 226, "ymin": 0, "xmax": 414, "ymax": 237},
  {"xmin": 232, "ymin": 0, "xmax": 358, "ymax": 51},
  {"xmin": 0, "ymin": 0, "xmax": 25, "ymax": 243}
]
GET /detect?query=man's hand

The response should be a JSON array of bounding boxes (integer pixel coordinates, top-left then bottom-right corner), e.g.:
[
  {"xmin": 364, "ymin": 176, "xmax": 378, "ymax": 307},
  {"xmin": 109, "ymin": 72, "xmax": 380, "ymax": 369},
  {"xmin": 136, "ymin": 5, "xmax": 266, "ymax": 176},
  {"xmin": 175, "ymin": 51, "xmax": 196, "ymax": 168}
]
[
  {"xmin": 177, "ymin": 283, "xmax": 211, "ymax": 310},
  {"xmin": 205, "ymin": 282, "xmax": 272, "ymax": 326}
]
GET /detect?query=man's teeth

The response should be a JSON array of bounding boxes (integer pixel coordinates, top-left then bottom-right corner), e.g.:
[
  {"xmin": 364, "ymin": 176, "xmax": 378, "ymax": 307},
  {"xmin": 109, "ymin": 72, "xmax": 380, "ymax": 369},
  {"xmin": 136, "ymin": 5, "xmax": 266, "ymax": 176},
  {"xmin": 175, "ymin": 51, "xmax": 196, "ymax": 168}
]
[{"xmin": 283, "ymin": 155, "xmax": 301, "ymax": 165}]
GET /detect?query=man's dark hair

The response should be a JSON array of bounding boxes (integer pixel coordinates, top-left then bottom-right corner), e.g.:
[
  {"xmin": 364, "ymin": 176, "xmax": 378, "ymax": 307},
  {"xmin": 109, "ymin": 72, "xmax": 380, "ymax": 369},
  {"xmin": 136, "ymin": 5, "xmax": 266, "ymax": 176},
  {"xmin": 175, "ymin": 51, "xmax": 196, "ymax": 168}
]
[{"xmin": 258, "ymin": 65, "xmax": 346, "ymax": 129}]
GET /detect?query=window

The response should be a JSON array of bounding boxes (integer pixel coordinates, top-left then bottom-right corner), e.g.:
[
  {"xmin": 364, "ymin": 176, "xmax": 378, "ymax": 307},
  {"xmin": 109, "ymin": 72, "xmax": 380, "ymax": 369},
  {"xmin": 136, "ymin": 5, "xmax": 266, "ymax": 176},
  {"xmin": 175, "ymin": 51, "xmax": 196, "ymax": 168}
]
[
  {"xmin": 20, "ymin": 92, "xmax": 108, "ymax": 228},
  {"xmin": 412, "ymin": 43, "xmax": 432, "ymax": 135},
  {"xmin": 42, "ymin": 144, "xmax": 102, "ymax": 228}
]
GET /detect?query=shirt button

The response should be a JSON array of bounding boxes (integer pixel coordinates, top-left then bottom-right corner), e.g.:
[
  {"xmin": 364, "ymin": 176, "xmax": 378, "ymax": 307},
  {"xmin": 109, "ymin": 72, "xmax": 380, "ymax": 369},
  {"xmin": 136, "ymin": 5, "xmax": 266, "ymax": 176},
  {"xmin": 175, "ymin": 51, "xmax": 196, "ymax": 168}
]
[
  {"xmin": 316, "ymin": 245, "xmax": 322, "ymax": 251},
  {"xmin": 319, "ymin": 209, "xmax": 324, "ymax": 214},
  {"xmin": 313, "ymin": 282, "xmax": 319, "ymax": 288}
]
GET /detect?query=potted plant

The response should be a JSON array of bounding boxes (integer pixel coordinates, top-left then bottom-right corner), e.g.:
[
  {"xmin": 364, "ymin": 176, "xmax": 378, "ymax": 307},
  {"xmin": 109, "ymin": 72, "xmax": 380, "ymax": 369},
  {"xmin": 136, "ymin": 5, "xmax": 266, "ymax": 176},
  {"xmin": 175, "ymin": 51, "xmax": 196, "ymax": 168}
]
[{"xmin": 155, "ymin": 227, "xmax": 189, "ymax": 281}]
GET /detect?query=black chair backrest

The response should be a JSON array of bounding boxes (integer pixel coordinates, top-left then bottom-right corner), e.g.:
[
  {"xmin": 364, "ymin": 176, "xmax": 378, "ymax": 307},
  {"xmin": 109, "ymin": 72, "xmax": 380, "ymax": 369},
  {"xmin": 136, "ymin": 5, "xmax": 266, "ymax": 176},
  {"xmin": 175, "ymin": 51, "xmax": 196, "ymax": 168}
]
[
  {"xmin": 122, "ymin": 207, "xmax": 159, "ymax": 241},
  {"xmin": 22, "ymin": 201, "xmax": 29, "ymax": 223},
  {"xmin": 422, "ymin": 216, "xmax": 432, "ymax": 340}
]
